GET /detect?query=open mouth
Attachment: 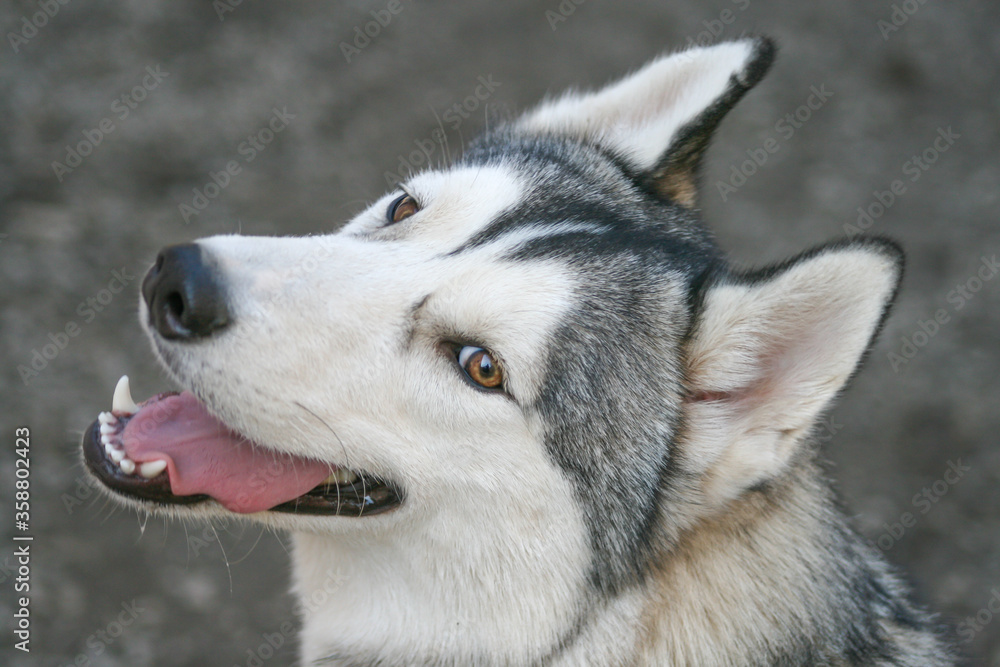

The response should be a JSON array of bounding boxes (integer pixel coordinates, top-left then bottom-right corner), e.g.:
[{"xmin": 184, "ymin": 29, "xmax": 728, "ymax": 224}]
[{"xmin": 82, "ymin": 376, "xmax": 402, "ymax": 516}]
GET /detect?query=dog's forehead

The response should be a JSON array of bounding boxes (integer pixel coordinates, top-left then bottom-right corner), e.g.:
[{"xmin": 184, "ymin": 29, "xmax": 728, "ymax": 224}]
[
  {"xmin": 391, "ymin": 130, "xmax": 718, "ymax": 324},
  {"xmin": 374, "ymin": 131, "xmax": 721, "ymax": 296},
  {"xmin": 446, "ymin": 130, "xmax": 722, "ymax": 274},
  {"xmin": 401, "ymin": 164, "xmax": 525, "ymax": 249}
]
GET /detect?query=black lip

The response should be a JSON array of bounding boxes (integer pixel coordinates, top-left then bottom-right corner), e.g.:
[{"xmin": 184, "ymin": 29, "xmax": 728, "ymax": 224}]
[
  {"xmin": 270, "ymin": 478, "xmax": 403, "ymax": 516},
  {"xmin": 81, "ymin": 419, "xmax": 403, "ymax": 516},
  {"xmin": 82, "ymin": 419, "xmax": 207, "ymax": 505}
]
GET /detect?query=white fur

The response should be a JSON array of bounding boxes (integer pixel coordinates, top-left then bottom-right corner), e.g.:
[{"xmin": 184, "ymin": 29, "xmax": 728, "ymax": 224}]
[
  {"xmin": 341, "ymin": 165, "xmax": 524, "ymax": 245},
  {"xmin": 143, "ymin": 162, "xmax": 601, "ymax": 664},
  {"xmin": 518, "ymin": 40, "xmax": 756, "ymax": 170}
]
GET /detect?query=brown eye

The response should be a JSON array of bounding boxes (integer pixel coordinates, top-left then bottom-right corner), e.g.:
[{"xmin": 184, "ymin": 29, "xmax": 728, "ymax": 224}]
[
  {"xmin": 387, "ymin": 193, "xmax": 419, "ymax": 224},
  {"xmin": 457, "ymin": 346, "xmax": 504, "ymax": 390}
]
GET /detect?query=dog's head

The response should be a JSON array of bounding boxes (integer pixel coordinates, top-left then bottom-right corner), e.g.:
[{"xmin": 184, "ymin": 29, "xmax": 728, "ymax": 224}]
[{"xmin": 84, "ymin": 37, "xmax": 902, "ymax": 661}]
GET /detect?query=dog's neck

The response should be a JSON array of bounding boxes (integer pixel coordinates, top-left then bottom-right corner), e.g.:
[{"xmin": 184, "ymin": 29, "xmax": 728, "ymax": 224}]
[
  {"xmin": 613, "ymin": 458, "xmax": 924, "ymax": 666},
  {"xmin": 289, "ymin": 460, "xmax": 917, "ymax": 666},
  {"xmin": 289, "ymin": 490, "xmax": 594, "ymax": 666}
]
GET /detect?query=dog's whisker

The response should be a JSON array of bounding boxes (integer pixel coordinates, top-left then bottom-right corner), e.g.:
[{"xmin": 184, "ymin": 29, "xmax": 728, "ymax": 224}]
[
  {"xmin": 208, "ymin": 523, "xmax": 234, "ymax": 595},
  {"xmin": 229, "ymin": 526, "xmax": 266, "ymax": 566},
  {"xmin": 292, "ymin": 401, "xmax": 354, "ymax": 473},
  {"xmin": 181, "ymin": 521, "xmax": 193, "ymax": 567}
]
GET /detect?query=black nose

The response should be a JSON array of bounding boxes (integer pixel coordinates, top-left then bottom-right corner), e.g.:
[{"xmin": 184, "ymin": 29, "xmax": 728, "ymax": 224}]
[{"xmin": 142, "ymin": 243, "xmax": 231, "ymax": 340}]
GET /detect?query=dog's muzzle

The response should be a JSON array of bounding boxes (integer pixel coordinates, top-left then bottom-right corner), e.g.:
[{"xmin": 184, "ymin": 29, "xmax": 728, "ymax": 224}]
[{"xmin": 81, "ymin": 244, "xmax": 405, "ymax": 517}]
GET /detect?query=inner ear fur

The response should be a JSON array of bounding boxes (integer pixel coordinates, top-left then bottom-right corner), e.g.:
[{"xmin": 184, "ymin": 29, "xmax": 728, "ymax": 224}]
[{"xmin": 680, "ymin": 239, "xmax": 904, "ymax": 503}]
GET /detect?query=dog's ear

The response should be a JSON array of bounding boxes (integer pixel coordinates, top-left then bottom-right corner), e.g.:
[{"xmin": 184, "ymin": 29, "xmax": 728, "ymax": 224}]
[
  {"xmin": 517, "ymin": 37, "xmax": 775, "ymax": 207},
  {"xmin": 681, "ymin": 240, "xmax": 904, "ymax": 503}
]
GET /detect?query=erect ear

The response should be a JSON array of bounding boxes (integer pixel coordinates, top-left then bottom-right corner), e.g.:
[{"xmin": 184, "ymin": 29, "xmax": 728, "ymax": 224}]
[
  {"xmin": 681, "ymin": 239, "xmax": 904, "ymax": 503},
  {"xmin": 516, "ymin": 37, "xmax": 775, "ymax": 207}
]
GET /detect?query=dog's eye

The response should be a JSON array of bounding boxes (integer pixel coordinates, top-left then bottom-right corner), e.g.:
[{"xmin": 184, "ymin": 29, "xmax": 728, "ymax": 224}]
[
  {"xmin": 387, "ymin": 193, "xmax": 420, "ymax": 224},
  {"xmin": 457, "ymin": 346, "xmax": 504, "ymax": 390}
]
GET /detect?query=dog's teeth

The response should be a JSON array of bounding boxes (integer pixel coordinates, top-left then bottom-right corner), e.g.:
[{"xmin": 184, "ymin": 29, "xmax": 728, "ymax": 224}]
[
  {"xmin": 100, "ymin": 423, "xmax": 116, "ymax": 435},
  {"xmin": 98, "ymin": 411, "xmax": 116, "ymax": 425},
  {"xmin": 109, "ymin": 448, "xmax": 126, "ymax": 463},
  {"xmin": 101, "ymin": 433, "xmax": 111, "ymax": 446},
  {"xmin": 112, "ymin": 375, "xmax": 140, "ymax": 414},
  {"xmin": 119, "ymin": 458, "xmax": 136, "ymax": 475},
  {"xmin": 105, "ymin": 443, "xmax": 117, "ymax": 457},
  {"xmin": 139, "ymin": 460, "xmax": 167, "ymax": 479},
  {"xmin": 324, "ymin": 469, "xmax": 359, "ymax": 485}
]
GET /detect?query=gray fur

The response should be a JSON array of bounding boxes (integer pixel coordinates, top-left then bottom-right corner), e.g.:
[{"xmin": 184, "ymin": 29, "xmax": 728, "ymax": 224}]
[{"xmin": 442, "ymin": 43, "xmax": 959, "ymax": 664}]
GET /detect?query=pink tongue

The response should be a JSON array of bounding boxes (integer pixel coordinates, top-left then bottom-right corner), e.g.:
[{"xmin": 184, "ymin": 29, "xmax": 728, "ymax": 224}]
[{"xmin": 121, "ymin": 392, "xmax": 332, "ymax": 513}]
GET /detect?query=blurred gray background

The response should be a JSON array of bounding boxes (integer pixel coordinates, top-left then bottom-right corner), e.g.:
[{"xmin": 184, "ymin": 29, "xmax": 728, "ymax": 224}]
[{"xmin": 1, "ymin": 1, "xmax": 998, "ymax": 665}]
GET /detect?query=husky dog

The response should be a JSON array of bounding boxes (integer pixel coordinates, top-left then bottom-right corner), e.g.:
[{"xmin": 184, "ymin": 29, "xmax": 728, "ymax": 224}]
[{"xmin": 83, "ymin": 38, "xmax": 957, "ymax": 665}]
